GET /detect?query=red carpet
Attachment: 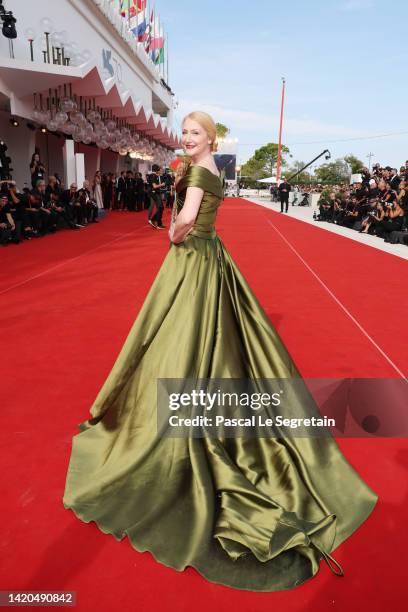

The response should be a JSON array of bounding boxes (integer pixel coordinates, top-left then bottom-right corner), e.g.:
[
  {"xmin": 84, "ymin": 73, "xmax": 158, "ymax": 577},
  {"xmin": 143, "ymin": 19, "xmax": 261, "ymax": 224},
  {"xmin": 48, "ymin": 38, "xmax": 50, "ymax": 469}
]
[{"xmin": 1, "ymin": 199, "xmax": 406, "ymax": 611}]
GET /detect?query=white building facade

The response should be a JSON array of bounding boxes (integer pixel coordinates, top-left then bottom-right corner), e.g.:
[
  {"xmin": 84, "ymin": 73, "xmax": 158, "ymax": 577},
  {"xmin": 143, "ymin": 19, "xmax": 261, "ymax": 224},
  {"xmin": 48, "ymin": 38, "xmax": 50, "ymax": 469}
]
[{"xmin": 0, "ymin": 0, "xmax": 180, "ymax": 188}]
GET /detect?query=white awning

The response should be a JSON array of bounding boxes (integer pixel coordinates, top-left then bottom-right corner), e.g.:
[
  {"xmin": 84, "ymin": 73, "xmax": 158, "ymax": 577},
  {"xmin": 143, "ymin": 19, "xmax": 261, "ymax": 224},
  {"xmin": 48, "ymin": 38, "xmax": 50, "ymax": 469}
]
[{"xmin": 257, "ymin": 176, "xmax": 277, "ymax": 184}]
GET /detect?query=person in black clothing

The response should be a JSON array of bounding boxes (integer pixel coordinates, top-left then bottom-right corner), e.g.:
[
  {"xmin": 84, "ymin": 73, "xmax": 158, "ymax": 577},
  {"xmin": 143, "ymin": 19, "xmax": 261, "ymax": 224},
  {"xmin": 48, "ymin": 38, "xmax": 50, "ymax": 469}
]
[
  {"xmin": 147, "ymin": 165, "xmax": 166, "ymax": 229},
  {"xmin": 278, "ymin": 178, "xmax": 291, "ymax": 213},
  {"xmin": 368, "ymin": 178, "xmax": 380, "ymax": 199},
  {"xmin": 135, "ymin": 172, "xmax": 145, "ymax": 212},
  {"xmin": 78, "ymin": 180, "xmax": 99, "ymax": 223},
  {"xmin": 61, "ymin": 182, "xmax": 84, "ymax": 227},
  {"xmin": 161, "ymin": 169, "xmax": 175, "ymax": 209},
  {"xmin": 103, "ymin": 173, "xmax": 116, "ymax": 210},
  {"xmin": 30, "ymin": 152, "xmax": 46, "ymax": 189},
  {"xmin": 123, "ymin": 170, "xmax": 136, "ymax": 212},
  {"xmin": 116, "ymin": 171, "xmax": 126, "ymax": 210},
  {"xmin": 45, "ymin": 177, "xmax": 80, "ymax": 230},
  {"xmin": 30, "ymin": 179, "xmax": 58, "ymax": 235},
  {"xmin": 0, "ymin": 193, "xmax": 16, "ymax": 244},
  {"xmin": 340, "ymin": 196, "xmax": 362, "ymax": 228},
  {"xmin": 318, "ymin": 195, "xmax": 333, "ymax": 221},
  {"xmin": 376, "ymin": 199, "xmax": 405, "ymax": 240},
  {"xmin": 7, "ymin": 182, "xmax": 37, "ymax": 241},
  {"xmin": 361, "ymin": 167, "xmax": 371, "ymax": 188},
  {"xmin": 360, "ymin": 200, "xmax": 385, "ymax": 234}
]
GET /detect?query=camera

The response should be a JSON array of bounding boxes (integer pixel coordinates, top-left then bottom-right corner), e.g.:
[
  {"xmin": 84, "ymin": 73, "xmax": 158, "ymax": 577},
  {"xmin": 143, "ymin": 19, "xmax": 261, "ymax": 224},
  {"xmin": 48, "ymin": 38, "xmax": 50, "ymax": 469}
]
[{"xmin": 0, "ymin": 3, "xmax": 17, "ymax": 40}]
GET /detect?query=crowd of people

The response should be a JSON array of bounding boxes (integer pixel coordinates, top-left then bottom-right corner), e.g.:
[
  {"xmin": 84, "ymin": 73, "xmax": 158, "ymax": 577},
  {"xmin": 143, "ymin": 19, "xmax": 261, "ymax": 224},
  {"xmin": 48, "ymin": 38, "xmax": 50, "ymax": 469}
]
[
  {"xmin": 3, "ymin": 154, "xmax": 407, "ymax": 249},
  {"xmin": 0, "ymin": 154, "xmax": 176, "ymax": 246},
  {"xmin": 316, "ymin": 162, "xmax": 408, "ymax": 245}
]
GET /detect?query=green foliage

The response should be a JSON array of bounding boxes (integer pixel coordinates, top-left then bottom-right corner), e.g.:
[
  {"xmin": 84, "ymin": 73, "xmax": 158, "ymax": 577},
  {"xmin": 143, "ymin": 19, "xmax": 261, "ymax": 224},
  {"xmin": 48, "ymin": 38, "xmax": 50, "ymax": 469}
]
[
  {"xmin": 241, "ymin": 143, "xmax": 290, "ymax": 181},
  {"xmin": 315, "ymin": 158, "xmax": 349, "ymax": 185},
  {"xmin": 286, "ymin": 161, "xmax": 312, "ymax": 184},
  {"xmin": 215, "ymin": 123, "xmax": 229, "ymax": 138},
  {"xmin": 344, "ymin": 154, "xmax": 364, "ymax": 174}
]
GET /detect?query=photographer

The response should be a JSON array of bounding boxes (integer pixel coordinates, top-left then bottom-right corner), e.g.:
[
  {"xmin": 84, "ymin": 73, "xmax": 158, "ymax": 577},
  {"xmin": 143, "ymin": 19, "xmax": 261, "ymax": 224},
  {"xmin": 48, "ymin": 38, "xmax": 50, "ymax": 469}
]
[
  {"xmin": 0, "ymin": 193, "xmax": 15, "ymax": 245},
  {"xmin": 30, "ymin": 179, "xmax": 58, "ymax": 235},
  {"xmin": 46, "ymin": 176, "xmax": 81, "ymax": 230},
  {"xmin": 61, "ymin": 182, "xmax": 84, "ymax": 227},
  {"xmin": 6, "ymin": 180, "xmax": 35, "ymax": 241},
  {"xmin": 360, "ymin": 200, "xmax": 385, "ymax": 234},
  {"xmin": 79, "ymin": 180, "xmax": 99, "ymax": 224},
  {"xmin": 30, "ymin": 152, "xmax": 46, "ymax": 190},
  {"xmin": 376, "ymin": 198, "xmax": 405, "ymax": 240},
  {"xmin": 359, "ymin": 197, "xmax": 380, "ymax": 234},
  {"xmin": 396, "ymin": 179, "xmax": 408, "ymax": 213},
  {"xmin": 340, "ymin": 195, "xmax": 362, "ymax": 228},
  {"xmin": 318, "ymin": 193, "xmax": 334, "ymax": 221}
]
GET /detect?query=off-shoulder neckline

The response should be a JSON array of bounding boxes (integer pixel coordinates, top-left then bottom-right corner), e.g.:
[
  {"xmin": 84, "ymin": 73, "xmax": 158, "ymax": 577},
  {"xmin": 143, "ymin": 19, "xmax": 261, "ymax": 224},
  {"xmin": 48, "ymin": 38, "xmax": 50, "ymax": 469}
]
[{"xmin": 188, "ymin": 164, "xmax": 221, "ymax": 180}]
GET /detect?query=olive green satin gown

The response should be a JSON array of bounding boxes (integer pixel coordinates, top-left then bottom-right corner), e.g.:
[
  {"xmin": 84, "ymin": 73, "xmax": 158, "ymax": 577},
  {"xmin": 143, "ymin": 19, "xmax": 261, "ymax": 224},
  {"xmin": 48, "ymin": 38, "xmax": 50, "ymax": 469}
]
[{"xmin": 63, "ymin": 165, "xmax": 378, "ymax": 592}]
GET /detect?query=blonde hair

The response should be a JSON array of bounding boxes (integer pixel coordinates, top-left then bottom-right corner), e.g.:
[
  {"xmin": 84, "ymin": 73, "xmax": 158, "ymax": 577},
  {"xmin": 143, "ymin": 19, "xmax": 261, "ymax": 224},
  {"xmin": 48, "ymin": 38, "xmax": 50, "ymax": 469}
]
[{"xmin": 182, "ymin": 111, "xmax": 218, "ymax": 153}]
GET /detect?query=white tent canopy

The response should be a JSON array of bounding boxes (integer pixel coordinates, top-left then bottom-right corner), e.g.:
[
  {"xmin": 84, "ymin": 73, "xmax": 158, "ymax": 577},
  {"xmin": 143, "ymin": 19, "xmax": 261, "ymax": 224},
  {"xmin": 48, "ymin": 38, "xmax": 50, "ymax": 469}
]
[{"xmin": 257, "ymin": 177, "xmax": 277, "ymax": 184}]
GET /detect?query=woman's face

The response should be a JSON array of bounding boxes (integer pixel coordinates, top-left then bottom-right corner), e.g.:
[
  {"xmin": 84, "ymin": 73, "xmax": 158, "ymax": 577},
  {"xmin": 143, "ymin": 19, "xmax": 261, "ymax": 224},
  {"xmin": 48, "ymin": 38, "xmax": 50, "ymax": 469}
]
[
  {"xmin": 181, "ymin": 118, "xmax": 212, "ymax": 157},
  {"xmin": 34, "ymin": 154, "xmax": 40, "ymax": 162}
]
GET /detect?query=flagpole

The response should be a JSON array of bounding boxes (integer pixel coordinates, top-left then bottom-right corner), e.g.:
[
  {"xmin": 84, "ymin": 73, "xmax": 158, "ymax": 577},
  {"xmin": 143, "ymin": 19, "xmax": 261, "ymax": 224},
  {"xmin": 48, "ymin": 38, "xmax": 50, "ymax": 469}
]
[
  {"xmin": 153, "ymin": 3, "xmax": 156, "ymax": 64},
  {"xmin": 276, "ymin": 77, "xmax": 286, "ymax": 183},
  {"xmin": 145, "ymin": 0, "xmax": 150, "ymax": 53},
  {"xmin": 167, "ymin": 30, "xmax": 169, "ymax": 85},
  {"xmin": 164, "ymin": 30, "xmax": 167, "ymax": 83},
  {"xmin": 159, "ymin": 15, "xmax": 163, "ymax": 78}
]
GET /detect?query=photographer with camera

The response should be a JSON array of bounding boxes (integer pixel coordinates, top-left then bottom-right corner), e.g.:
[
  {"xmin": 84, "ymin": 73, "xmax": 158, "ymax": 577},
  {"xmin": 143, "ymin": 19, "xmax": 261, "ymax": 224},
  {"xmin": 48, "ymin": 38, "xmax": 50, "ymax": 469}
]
[
  {"xmin": 318, "ymin": 192, "xmax": 334, "ymax": 221},
  {"xmin": 375, "ymin": 195, "xmax": 405, "ymax": 240},
  {"xmin": 79, "ymin": 180, "xmax": 99, "ymax": 224},
  {"xmin": 30, "ymin": 179, "xmax": 58, "ymax": 235},
  {"xmin": 30, "ymin": 153, "xmax": 46, "ymax": 190},
  {"xmin": 360, "ymin": 199, "xmax": 385, "ymax": 234}
]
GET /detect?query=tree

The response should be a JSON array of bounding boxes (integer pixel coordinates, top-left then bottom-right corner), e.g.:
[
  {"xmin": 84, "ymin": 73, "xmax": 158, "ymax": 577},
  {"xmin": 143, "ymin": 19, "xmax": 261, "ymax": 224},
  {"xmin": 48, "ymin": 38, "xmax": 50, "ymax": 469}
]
[
  {"xmin": 314, "ymin": 158, "xmax": 349, "ymax": 185},
  {"xmin": 286, "ymin": 160, "xmax": 312, "ymax": 184},
  {"xmin": 241, "ymin": 143, "xmax": 291, "ymax": 181},
  {"xmin": 215, "ymin": 123, "xmax": 229, "ymax": 138},
  {"xmin": 344, "ymin": 154, "xmax": 364, "ymax": 174}
]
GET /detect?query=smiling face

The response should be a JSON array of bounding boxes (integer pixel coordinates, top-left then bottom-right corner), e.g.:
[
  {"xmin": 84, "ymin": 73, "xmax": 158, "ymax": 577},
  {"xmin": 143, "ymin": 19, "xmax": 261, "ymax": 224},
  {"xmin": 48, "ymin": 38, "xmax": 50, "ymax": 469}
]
[{"xmin": 181, "ymin": 118, "xmax": 212, "ymax": 158}]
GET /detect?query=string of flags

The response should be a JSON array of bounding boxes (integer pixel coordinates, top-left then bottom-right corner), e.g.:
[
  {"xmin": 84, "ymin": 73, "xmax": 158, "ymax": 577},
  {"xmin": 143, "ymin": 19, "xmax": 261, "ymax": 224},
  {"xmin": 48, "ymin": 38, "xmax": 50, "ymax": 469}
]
[{"xmin": 120, "ymin": 1, "xmax": 165, "ymax": 67}]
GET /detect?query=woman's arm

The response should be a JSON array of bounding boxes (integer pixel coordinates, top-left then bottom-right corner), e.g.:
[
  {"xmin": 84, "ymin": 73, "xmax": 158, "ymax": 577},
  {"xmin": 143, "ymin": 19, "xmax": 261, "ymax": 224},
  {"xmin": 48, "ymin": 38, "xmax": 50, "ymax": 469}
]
[
  {"xmin": 169, "ymin": 186, "xmax": 204, "ymax": 244},
  {"xmin": 389, "ymin": 203, "xmax": 403, "ymax": 218}
]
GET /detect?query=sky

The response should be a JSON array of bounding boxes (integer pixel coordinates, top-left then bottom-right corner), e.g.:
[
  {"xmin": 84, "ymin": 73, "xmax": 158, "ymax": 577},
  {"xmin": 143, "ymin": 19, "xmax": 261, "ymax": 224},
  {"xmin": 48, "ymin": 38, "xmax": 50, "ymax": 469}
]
[{"xmin": 156, "ymin": 0, "xmax": 408, "ymax": 172}]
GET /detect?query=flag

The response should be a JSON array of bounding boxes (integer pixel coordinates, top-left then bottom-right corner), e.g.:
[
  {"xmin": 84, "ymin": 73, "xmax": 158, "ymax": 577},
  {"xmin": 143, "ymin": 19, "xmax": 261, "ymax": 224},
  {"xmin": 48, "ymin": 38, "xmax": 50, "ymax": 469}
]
[
  {"xmin": 150, "ymin": 16, "xmax": 164, "ymax": 65},
  {"xmin": 120, "ymin": 0, "xmax": 147, "ymax": 18},
  {"xmin": 150, "ymin": 16, "xmax": 163, "ymax": 50},
  {"xmin": 150, "ymin": 34, "xmax": 164, "ymax": 50},
  {"xmin": 130, "ymin": 10, "xmax": 147, "ymax": 41},
  {"xmin": 153, "ymin": 46, "xmax": 164, "ymax": 65},
  {"xmin": 144, "ymin": 8, "xmax": 154, "ymax": 53}
]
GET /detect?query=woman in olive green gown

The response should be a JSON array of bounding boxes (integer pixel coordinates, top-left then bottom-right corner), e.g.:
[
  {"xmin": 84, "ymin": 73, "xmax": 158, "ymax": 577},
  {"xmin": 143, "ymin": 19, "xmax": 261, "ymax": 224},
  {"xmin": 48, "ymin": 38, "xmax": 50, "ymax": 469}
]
[{"xmin": 63, "ymin": 111, "xmax": 378, "ymax": 592}]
